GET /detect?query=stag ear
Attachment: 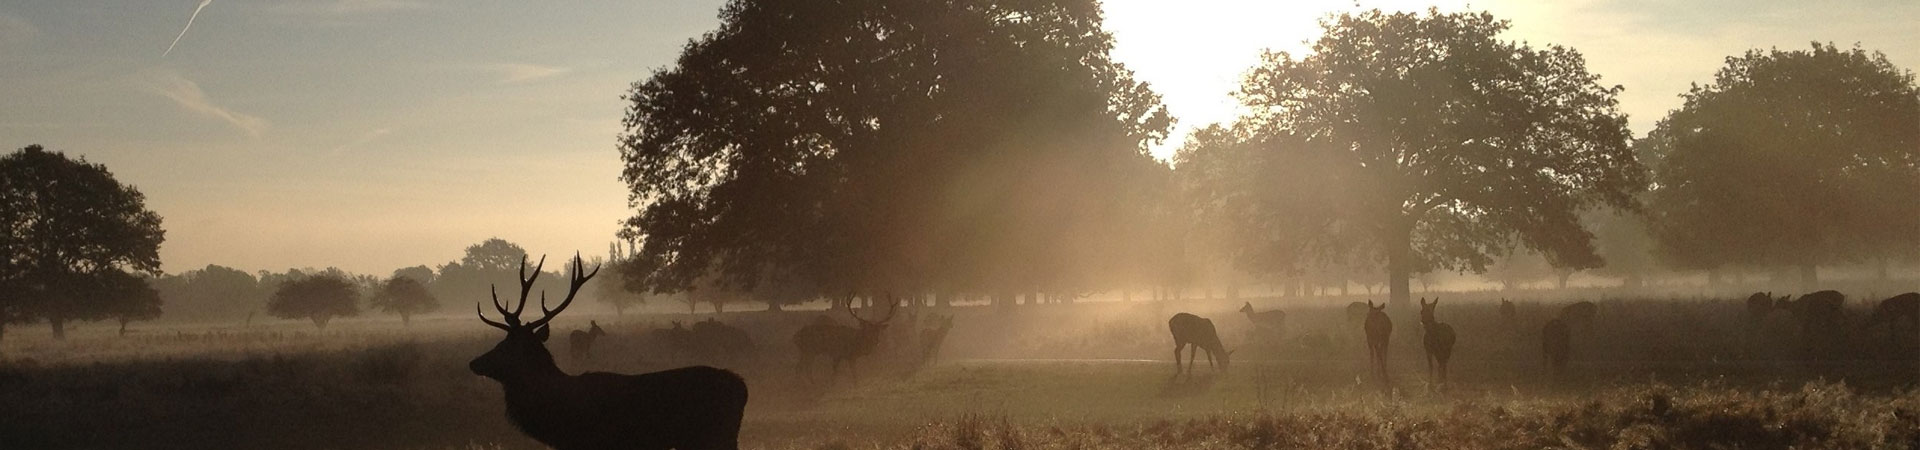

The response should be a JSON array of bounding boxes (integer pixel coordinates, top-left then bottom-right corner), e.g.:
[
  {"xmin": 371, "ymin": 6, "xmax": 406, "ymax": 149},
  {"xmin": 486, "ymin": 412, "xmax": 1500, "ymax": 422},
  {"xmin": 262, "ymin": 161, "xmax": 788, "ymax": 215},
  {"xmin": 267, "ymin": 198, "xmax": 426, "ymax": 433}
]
[{"xmin": 534, "ymin": 324, "xmax": 551, "ymax": 342}]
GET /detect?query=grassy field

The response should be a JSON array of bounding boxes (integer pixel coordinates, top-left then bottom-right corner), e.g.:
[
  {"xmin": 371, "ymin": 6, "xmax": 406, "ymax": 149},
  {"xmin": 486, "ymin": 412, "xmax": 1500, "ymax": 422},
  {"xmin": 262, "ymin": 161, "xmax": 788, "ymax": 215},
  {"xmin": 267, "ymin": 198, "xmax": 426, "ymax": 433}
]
[{"xmin": 4, "ymin": 293, "xmax": 1920, "ymax": 449}]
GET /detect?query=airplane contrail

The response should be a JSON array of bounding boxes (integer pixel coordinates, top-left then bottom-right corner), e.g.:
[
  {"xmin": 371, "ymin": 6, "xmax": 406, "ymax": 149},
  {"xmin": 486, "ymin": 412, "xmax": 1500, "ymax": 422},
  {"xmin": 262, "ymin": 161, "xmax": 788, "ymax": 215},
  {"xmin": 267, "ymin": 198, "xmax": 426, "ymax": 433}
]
[{"xmin": 163, "ymin": 0, "xmax": 214, "ymax": 57}]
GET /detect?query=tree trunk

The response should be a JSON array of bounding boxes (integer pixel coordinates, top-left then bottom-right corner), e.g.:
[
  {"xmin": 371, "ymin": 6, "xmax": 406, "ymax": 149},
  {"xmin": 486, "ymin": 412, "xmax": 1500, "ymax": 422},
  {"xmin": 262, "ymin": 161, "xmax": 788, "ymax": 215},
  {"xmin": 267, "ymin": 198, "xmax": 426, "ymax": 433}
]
[
  {"xmin": 1799, "ymin": 264, "xmax": 1818, "ymax": 292},
  {"xmin": 1387, "ymin": 220, "xmax": 1413, "ymax": 310},
  {"xmin": 1706, "ymin": 268, "xmax": 1721, "ymax": 287},
  {"xmin": 1557, "ymin": 271, "xmax": 1572, "ymax": 290},
  {"xmin": 119, "ymin": 319, "xmax": 129, "ymax": 336},
  {"xmin": 767, "ymin": 301, "xmax": 783, "ymax": 312},
  {"xmin": 936, "ymin": 292, "xmax": 951, "ymax": 308},
  {"xmin": 1877, "ymin": 257, "xmax": 1890, "ymax": 281},
  {"xmin": 313, "ymin": 316, "xmax": 330, "ymax": 329},
  {"xmin": 713, "ymin": 301, "xmax": 724, "ymax": 314},
  {"xmin": 401, "ymin": 313, "xmax": 412, "ymax": 327},
  {"xmin": 49, "ymin": 317, "xmax": 65, "ymax": 340},
  {"xmin": 1339, "ymin": 282, "xmax": 1349, "ymax": 296}
]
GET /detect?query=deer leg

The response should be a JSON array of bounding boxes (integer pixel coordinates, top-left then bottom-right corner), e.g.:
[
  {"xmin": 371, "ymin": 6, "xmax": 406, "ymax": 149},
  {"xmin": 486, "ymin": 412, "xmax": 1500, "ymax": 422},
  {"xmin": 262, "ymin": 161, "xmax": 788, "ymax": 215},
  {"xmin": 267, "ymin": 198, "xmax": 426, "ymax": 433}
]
[
  {"xmin": 1204, "ymin": 348, "xmax": 1215, "ymax": 371},
  {"xmin": 1172, "ymin": 344, "xmax": 1184, "ymax": 377},
  {"xmin": 1187, "ymin": 345, "xmax": 1199, "ymax": 377}
]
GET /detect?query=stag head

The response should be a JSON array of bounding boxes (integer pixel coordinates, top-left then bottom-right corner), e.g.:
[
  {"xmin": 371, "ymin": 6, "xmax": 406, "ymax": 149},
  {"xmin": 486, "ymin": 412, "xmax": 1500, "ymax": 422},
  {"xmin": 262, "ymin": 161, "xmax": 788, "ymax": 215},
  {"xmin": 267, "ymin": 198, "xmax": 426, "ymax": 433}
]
[
  {"xmin": 471, "ymin": 254, "xmax": 600, "ymax": 381},
  {"xmin": 847, "ymin": 295, "xmax": 899, "ymax": 351}
]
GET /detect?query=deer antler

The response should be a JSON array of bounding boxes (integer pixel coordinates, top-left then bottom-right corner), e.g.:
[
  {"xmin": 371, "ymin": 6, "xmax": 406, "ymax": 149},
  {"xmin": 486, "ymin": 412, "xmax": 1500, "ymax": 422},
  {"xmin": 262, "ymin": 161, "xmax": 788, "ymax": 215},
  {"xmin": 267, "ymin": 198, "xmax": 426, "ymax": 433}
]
[
  {"xmin": 849, "ymin": 293, "xmax": 899, "ymax": 325},
  {"xmin": 478, "ymin": 254, "xmax": 563, "ymax": 330},
  {"xmin": 525, "ymin": 253, "xmax": 599, "ymax": 330}
]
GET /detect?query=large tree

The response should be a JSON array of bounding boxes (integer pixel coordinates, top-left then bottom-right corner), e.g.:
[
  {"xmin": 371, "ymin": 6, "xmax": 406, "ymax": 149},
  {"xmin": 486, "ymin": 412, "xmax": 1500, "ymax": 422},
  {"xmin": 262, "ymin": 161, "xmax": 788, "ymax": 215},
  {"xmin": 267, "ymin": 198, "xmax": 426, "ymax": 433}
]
[
  {"xmin": 1644, "ymin": 43, "xmax": 1920, "ymax": 289},
  {"xmin": 617, "ymin": 0, "xmax": 1171, "ymax": 300},
  {"xmin": 267, "ymin": 274, "xmax": 361, "ymax": 329},
  {"xmin": 0, "ymin": 145, "xmax": 167, "ymax": 340},
  {"xmin": 1202, "ymin": 10, "xmax": 1641, "ymax": 307}
]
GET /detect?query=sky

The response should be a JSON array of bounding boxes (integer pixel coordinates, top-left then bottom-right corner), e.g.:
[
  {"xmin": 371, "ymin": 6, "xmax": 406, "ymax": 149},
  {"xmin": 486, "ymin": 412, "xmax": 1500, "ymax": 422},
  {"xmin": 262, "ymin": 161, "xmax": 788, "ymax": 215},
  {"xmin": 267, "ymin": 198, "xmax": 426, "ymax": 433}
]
[{"xmin": 1, "ymin": 0, "xmax": 1916, "ymax": 276}]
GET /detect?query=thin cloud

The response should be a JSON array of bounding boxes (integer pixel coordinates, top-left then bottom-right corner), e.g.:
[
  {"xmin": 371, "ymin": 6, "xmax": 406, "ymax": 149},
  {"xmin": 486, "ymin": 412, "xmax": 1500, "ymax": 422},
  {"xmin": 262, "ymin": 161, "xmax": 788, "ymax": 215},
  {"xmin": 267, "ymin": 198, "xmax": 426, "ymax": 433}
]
[
  {"xmin": 330, "ymin": 128, "xmax": 394, "ymax": 154},
  {"xmin": 0, "ymin": 12, "xmax": 42, "ymax": 47},
  {"xmin": 139, "ymin": 69, "xmax": 270, "ymax": 137},
  {"xmin": 164, "ymin": 0, "xmax": 215, "ymax": 57},
  {"xmin": 271, "ymin": 0, "xmax": 429, "ymax": 16},
  {"xmin": 490, "ymin": 63, "xmax": 572, "ymax": 84}
]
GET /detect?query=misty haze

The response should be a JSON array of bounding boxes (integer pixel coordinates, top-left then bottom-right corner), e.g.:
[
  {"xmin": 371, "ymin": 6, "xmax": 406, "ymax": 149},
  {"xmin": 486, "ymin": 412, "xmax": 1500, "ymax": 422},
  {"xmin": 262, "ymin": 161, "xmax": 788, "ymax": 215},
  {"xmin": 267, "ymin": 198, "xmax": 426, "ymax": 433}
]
[{"xmin": 4, "ymin": 1, "xmax": 1920, "ymax": 449}]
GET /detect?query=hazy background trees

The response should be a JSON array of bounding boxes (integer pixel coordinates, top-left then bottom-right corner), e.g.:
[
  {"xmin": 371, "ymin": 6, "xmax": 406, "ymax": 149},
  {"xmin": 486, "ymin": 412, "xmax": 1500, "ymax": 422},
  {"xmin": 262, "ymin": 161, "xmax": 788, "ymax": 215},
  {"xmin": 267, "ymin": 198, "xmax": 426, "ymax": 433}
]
[
  {"xmin": 267, "ymin": 274, "xmax": 361, "ymax": 329},
  {"xmin": 369, "ymin": 276, "xmax": 438, "ymax": 326},
  {"xmin": 1645, "ymin": 43, "xmax": 1920, "ymax": 291},
  {"xmin": 0, "ymin": 145, "xmax": 167, "ymax": 340}
]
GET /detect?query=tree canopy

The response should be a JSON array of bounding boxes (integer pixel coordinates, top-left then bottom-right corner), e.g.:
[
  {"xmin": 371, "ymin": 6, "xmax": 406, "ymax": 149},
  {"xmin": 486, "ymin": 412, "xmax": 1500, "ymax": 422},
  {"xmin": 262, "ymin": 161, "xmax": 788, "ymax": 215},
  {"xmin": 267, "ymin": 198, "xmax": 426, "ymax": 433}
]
[
  {"xmin": 1185, "ymin": 10, "xmax": 1642, "ymax": 307},
  {"xmin": 0, "ymin": 144, "xmax": 167, "ymax": 340},
  {"xmin": 369, "ymin": 276, "xmax": 438, "ymax": 326},
  {"xmin": 267, "ymin": 274, "xmax": 361, "ymax": 329},
  {"xmin": 1644, "ymin": 43, "xmax": 1920, "ymax": 288},
  {"xmin": 618, "ymin": 0, "xmax": 1171, "ymax": 300}
]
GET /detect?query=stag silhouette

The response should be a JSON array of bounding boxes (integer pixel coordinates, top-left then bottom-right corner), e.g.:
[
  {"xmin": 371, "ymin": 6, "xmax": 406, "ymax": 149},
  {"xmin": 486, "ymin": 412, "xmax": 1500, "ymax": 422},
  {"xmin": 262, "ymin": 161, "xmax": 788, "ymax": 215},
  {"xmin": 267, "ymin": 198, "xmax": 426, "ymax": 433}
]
[
  {"xmin": 472, "ymin": 255, "xmax": 748, "ymax": 450},
  {"xmin": 1362, "ymin": 301, "xmax": 1391, "ymax": 386},
  {"xmin": 1745, "ymin": 292, "xmax": 1784, "ymax": 324},
  {"xmin": 1169, "ymin": 313, "xmax": 1232, "ymax": 380},
  {"xmin": 793, "ymin": 299, "xmax": 897, "ymax": 383},
  {"xmin": 568, "ymin": 320, "xmax": 606, "ymax": 362},
  {"xmin": 1419, "ymin": 298, "xmax": 1455, "ymax": 386}
]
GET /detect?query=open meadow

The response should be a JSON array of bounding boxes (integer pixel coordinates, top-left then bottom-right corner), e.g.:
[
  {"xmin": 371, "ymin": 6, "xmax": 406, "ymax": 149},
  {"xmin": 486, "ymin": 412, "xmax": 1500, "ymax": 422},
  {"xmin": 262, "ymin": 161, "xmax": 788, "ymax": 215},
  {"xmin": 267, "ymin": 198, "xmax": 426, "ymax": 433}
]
[{"xmin": 6, "ymin": 291, "xmax": 1920, "ymax": 449}]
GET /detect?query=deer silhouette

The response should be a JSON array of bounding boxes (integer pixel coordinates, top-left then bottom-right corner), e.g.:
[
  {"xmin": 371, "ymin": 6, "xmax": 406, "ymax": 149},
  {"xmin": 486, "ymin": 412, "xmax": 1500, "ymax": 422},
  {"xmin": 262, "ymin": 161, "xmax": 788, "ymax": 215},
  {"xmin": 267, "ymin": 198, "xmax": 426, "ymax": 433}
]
[
  {"xmin": 792, "ymin": 299, "xmax": 897, "ymax": 383},
  {"xmin": 1560, "ymin": 301, "xmax": 1597, "ymax": 326},
  {"xmin": 1498, "ymin": 299, "xmax": 1517, "ymax": 326},
  {"xmin": 1419, "ymin": 298, "xmax": 1455, "ymax": 386},
  {"xmin": 1782, "ymin": 290, "xmax": 1846, "ymax": 352},
  {"xmin": 1168, "ymin": 312, "xmax": 1231, "ymax": 380},
  {"xmin": 1239, "ymin": 302, "xmax": 1287, "ymax": 331},
  {"xmin": 1868, "ymin": 292, "xmax": 1919, "ymax": 346},
  {"xmin": 1362, "ymin": 301, "xmax": 1391, "ymax": 386},
  {"xmin": 918, "ymin": 315, "xmax": 954, "ymax": 366},
  {"xmin": 690, "ymin": 318, "xmax": 755, "ymax": 363},
  {"xmin": 568, "ymin": 320, "xmax": 606, "ymax": 362},
  {"xmin": 1745, "ymin": 292, "xmax": 1783, "ymax": 324},
  {"xmin": 471, "ymin": 255, "xmax": 747, "ymax": 450},
  {"xmin": 1542, "ymin": 317, "xmax": 1570, "ymax": 378}
]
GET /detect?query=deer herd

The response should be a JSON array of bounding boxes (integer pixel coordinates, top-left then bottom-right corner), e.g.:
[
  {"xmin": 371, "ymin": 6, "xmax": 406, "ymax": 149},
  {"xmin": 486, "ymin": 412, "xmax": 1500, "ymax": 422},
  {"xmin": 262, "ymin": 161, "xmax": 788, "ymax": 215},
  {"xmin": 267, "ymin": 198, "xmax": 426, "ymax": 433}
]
[{"xmin": 469, "ymin": 254, "xmax": 1919, "ymax": 448}]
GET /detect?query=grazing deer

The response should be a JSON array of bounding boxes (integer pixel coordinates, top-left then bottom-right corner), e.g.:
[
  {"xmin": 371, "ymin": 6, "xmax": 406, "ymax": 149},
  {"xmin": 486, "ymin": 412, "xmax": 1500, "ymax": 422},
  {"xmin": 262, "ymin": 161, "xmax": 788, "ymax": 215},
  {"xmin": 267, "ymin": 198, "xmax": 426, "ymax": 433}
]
[
  {"xmin": 690, "ymin": 318, "xmax": 755, "ymax": 362},
  {"xmin": 1868, "ymin": 292, "xmax": 1919, "ymax": 345},
  {"xmin": 918, "ymin": 315, "xmax": 954, "ymax": 366},
  {"xmin": 471, "ymin": 255, "xmax": 747, "ymax": 450},
  {"xmin": 1168, "ymin": 313, "xmax": 1232, "ymax": 380},
  {"xmin": 792, "ymin": 299, "xmax": 897, "ymax": 383},
  {"xmin": 1419, "ymin": 298, "xmax": 1455, "ymax": 386},
  {"xmin": 568, "ymin": 320, "xmax": 606, "ymax": 361},
  {"xmin": 1362, "ymin": 301, "xmax": 1392, "ymax": 386},
  {"xmin": 1783, "ymin": 290, "xmax": 1846, "ymax": 332},
  {"xmin": 1560, "ymin": 301, "xmax": 1597, "ymax": 325},
  {"xmin": 1542, "ymin": 317, "xmax": 1570, "ymax": 378}
]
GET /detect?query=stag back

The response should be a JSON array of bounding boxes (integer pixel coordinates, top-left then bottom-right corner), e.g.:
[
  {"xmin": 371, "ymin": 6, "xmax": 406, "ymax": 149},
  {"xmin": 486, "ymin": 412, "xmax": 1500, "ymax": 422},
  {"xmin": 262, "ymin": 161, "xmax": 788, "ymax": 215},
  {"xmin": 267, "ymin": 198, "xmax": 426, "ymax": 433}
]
[{"xmin": 471, "ymin": 254, "xmax": 600, "ymax": 381}]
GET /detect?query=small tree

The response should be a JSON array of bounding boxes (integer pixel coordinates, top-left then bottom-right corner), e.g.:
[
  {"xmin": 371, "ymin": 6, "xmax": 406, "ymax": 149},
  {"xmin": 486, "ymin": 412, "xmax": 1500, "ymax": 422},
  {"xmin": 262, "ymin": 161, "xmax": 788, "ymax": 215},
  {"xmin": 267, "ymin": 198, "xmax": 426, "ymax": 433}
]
[
  {"xmin": 268, "ymin": 274, "xmax": 360, "ymax": 329},
  {"xmin": 369, "ymin": 276, "xmax": 437, "ymax": 326},
  {"xmin": 102, "ymin": 272, "xmax": 162, "ymax": 336}
]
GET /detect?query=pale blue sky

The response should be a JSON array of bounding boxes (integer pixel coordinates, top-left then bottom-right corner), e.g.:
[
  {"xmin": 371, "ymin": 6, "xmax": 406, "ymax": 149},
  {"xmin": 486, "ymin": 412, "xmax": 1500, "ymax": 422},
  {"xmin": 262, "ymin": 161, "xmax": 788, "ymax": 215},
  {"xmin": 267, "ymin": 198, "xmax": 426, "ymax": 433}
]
[{"xmin": 2, "ymin": 0, "xmax": 1915, "ymax": 275}]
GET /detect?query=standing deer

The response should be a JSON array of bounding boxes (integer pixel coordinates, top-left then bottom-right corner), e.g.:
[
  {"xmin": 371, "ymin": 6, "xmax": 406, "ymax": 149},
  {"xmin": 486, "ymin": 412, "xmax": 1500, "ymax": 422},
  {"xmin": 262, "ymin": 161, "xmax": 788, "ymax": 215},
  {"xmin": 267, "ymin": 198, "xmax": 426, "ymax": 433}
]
[
  {"xmin": 471, "ymin": 254, "xmax": 747, "ymax": 450},
  {"xmin": 918, "ymin": 315, "xmax": 955, "ymax": 366},
  {"xmin": 1169, "ymin": 313, "xmax": 1232, "ymax": 380},
  {"xmin": 1498, "ymin": 299, "xmax": 1517, "ymax": 325},
  {"xmin": 1362, "ymin": 301, "xmax": 1392, "ymax": 386},
  {"xmin": 793, "ymin": 299, "xmax": 897, "ymax": 383},
  {"xmin": 1782, "ymin": 290, "xmax": 1846, "ymax": 352},
  {"xmin": 1542, "ymin": 317, "xmax": 1570, "ymax": 378},
  {"xmin": 1868, "ymin": 292, "xmax": 1920, "ymax": 346},
  {"xmin": 1745, "ymin": 292, "xmax": 1781, "ymax": 324},
  {"xmin": 568, "ymin": 320, "xmax": 606, "ymax": 361},
  {"xmin": 1239, "ymin": 302, "xmax": 1286, "ymax": 343},
  {"xmin": 1419, "ymin": 298, "xmax": 1455, "ymax": 386},
  {"xmin": 690, "ymin": 318, "xmax": 755, "ymax": 362}
]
